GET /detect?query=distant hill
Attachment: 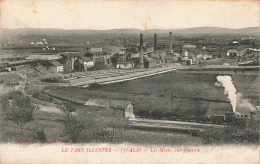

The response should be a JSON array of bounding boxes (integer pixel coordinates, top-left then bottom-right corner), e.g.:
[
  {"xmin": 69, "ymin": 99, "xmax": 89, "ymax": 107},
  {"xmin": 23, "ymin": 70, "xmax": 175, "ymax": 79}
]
[
  {"xmin": 1, "ymin": 27, "xmax": 259, "ymax": 37},
  {"xmin": 172, "ymin": 27, "xmax": 260, "ymax": 34}
]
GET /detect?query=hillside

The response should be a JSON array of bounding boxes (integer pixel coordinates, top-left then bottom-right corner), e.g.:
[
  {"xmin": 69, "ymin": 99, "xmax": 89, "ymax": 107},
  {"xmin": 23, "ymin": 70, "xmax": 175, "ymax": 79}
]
[{"xmin": 1, "ymin": 27, "xmax": 259, "ymax": 38}]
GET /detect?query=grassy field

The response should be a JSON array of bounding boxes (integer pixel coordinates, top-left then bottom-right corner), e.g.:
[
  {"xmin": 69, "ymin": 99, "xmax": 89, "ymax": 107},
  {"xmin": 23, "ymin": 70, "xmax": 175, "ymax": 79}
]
[
  {"xmin": 0, "ymin": 104, "xmax": 202, "ymax": 145},
  {"xmin": 76, "ymin": 105, "xmax": 202, "ymax": 145},
  {"xmin": 48, "ymin": 71, "xmax": 259, "ymax": 116},
  {"xmin": 0, "ymin": 110, "xmax": 65, "ymax": 143}
]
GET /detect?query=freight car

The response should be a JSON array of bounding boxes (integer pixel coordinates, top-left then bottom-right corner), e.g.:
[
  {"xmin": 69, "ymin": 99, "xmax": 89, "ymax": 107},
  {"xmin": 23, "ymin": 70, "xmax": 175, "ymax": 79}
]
[{"xmin": 135, "ymin": 110, "xmax": 252, "ymax": 125}]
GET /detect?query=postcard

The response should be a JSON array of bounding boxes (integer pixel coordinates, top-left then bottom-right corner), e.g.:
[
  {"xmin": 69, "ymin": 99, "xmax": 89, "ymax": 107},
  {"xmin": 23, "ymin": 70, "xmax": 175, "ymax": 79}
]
[{"xmin": 0, "ymin": 0, "xmax": 259, "ymax": 163}]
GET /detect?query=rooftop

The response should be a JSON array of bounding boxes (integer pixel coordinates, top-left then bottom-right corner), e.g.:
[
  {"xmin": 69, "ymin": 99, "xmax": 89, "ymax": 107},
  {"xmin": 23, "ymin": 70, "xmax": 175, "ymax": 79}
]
[
  {"xmin": 80, "ymin": 56, "xmax": 93, "ymax": 62},
  {"xmin": 60, "ymin": 52, "xmax": 82, "ymax": 58},
  {"xmin": 183, "ymin": 44, "xmax": 197, "ymax": 49},
  {"xmin": 227, "ymin": 49, "xmax": 239, "ymax": 53},
  {"xmin": 48, "ymin": 60, "xmax": 63, "ymax": 67},
  {"xmin": 85, "ymin": 98, "xmax": 132, "ymax": 110},
  {"xmin": 89, "ymin": 47, "xmax": 103, "ymax": 53},
  {"xmin": 26, "ymin": 54, "xmax": 62, "ymax": 60},
  {"xmin": 144, "ymin": 56, "xmax": 156, "ymax": 62}
]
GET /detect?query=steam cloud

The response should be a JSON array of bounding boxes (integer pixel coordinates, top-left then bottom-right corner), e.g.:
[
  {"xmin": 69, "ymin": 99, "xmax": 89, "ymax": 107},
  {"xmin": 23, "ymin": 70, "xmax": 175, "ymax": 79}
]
[
  {"xmin": 215, "ymin": 75, "xmax": 237, "ymax": 112},
  {"xmin": 237, "ymin": 93, "xmax": 256, "ymax": 112}
]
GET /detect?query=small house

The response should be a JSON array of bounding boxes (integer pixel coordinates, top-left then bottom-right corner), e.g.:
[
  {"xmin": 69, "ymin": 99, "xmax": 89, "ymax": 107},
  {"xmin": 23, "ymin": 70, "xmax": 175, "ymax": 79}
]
[
  {"xmin": 116, "ymin": 61, "xmax": 134, "ymax": 69},
  {"xmin": 181, "ymin": 58, "xmax": 192, "ymax": 65},
  {"xmin": 227, "ymin": 49, "xmax": 239, "ymax": 57}
]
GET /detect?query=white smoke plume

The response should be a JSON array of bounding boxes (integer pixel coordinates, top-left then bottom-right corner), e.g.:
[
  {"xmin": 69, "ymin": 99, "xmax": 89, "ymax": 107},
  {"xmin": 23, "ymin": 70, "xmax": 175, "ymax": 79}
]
[
  {"xmin": 215, "ymin": 75, "xmax": 237, "ymax": 112},
  {"xmin": 237, "ymin": 93, "xmax": 256, "ymax": 112}
]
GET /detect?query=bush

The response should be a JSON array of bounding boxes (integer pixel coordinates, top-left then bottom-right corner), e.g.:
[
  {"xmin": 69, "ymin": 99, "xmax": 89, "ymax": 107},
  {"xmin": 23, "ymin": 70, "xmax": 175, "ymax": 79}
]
[
  {"xmin": 62, "ymin": 115, "xmax": 84, "ymax": 142},
  {"xmin": 89, "ymin": 83, "xmax": 102, "ymax": 89},
  {"xmin": 136, "ymin": 110, "xmax": 150, "ymax": 118},
  {"xmin": 150, "ymin": 111, "xmax": 163, "ymax": 119},
  {"xmin": 41, "ymin": 76, "xmax": 63, "ymax": 83},
  {"xmin": 162, "ymin": 112, "xmax": 180, "ymax": 120},
  {"xmin": 201, "ymin": 119, "xmax": 260, "ymax": 145},
  {"xmin": 34, "ymin": 130, "xmax": 47, "ymax": 142}
]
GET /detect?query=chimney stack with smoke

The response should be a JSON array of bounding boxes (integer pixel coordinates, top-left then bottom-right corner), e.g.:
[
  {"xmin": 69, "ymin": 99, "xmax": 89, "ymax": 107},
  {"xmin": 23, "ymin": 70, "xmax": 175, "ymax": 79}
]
[
  {"xmin": 154, "ymin": 33, "xmax": 157, "ymax": 53},
  {"xmin": 169, "ymin": 32, "xmax": 173, "ymax": 53}
]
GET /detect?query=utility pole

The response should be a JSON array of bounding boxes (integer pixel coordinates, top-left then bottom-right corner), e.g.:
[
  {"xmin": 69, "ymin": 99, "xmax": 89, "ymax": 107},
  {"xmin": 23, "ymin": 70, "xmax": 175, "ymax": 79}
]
[
  {"xmin": 69, "ymin": 82, "xmax": 72, "ymax": 105},
  {"xmin": 171, "ymin": 89, "xmax": 174, "ymax": 115}
]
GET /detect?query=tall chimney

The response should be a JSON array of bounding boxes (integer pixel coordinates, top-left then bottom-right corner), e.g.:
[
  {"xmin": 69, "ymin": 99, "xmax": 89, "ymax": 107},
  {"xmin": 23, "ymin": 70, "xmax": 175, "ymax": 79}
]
[
  {"xmin": 140, "ymin": 33, "xmax": 143, "ymax": 50},
  {"xmin": 154, "ymin": 33, "xmax": 157, "ymax": 53},
  {"xmin": 139, "ymin": 34, "xmax": 144, "ymax": 64},
  {"xmin": 169, "ymin": 32, "xmax": 173, "ymax": 53},
  {"xmin": 250, "ymin": 111, "xmax": 254, "ymax": 118},
  {"xmin": 179, "ymin": 45, "xmax": 182, "ymax": 54}
]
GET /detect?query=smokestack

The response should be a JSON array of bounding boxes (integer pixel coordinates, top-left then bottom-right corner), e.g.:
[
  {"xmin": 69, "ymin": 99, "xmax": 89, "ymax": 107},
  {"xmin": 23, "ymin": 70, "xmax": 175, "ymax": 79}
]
[
  {"xmin": 169, "ymin": 32, "xmax": 173, "ymax": 53},
  {"xmin": 154, "ymin": 33, "xmax": 157, "ymax": 53},
  {"xmin": 179, "ymin": 45, "xmax": 182, "ymax": 54},
  {"xmin": 140, "ymin": 33, "xmax": 143, "ymax": 50},
  {"xmin": 250, "ymin": 111, "xmax": 253, "ymax": 118},
  {"xmin": 139, "ymin": 33, "xmax": 144, "ymax": 64}
]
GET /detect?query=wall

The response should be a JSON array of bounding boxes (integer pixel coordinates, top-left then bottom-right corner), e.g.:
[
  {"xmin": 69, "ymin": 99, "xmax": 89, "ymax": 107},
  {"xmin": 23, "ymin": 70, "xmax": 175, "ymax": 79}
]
[
  {"xmin": 84, "ymin": 61, "xmax": 94, "ymax": 71},
  {"xmin": 116, "ymin": 63, "xmax": 133, "ymax": 69},
  {"xmin": 125, "ymin": 104, "xmax": 135, "ymax": 118}
]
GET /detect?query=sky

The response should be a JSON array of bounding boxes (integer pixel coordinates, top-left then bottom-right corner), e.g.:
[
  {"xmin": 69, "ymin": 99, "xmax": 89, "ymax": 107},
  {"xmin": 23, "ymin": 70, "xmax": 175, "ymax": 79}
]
[{"xmin": 0, "ymin": 0, "xmax": 259, "ymax": 30}]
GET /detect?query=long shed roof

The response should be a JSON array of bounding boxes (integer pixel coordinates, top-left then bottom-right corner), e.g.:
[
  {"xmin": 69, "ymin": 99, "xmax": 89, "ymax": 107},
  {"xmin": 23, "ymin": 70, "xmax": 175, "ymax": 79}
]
[
  {"xmin": 85, "ymin": 98, "xmax": 132, "ymax": 109},
  {"xmin": 26, "ymin": 54, "xmax": 62, "ymax": 60}
]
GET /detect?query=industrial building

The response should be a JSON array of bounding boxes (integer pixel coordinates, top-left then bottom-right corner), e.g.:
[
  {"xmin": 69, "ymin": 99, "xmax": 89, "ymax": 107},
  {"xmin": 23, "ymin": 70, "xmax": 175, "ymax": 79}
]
[
  {"xmin": 144, "ymin": 56, "xmax": 156, "ymax": 68},
  {"xmin": 85, "ymin": 47, "xmax": 105, "ymax": 69},
  {"xmin": 60, "ymin": 52, "xmax": 82, "ymax": 73},
  {"xmin": 42, "ymin": 60, "xmax": 64, "ymax": 73}
]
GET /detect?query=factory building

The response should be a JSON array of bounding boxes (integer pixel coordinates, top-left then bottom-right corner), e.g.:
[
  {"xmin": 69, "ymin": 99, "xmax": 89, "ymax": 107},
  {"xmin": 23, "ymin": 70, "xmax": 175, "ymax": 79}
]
[
  {"xmin": 85, "ymin": 48, "xmax": 105, "ymax": 69},
  {"xmin": 144, "ymin": 56, "xmax": 156, "ymax": 68},
  {"xmin": 44, "ymin": 60, "xmax": 64, "ymax": 73},
  {"xmin": 60, "ymin": 52, "xmax": 82, "ymax": 73}
]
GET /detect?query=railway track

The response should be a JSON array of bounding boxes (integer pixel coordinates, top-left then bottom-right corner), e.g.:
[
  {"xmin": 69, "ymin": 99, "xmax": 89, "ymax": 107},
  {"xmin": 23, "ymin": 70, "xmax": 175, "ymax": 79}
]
[{"xmin": 129, "ymin": 118, "xmax": 224, "ymax": 133}]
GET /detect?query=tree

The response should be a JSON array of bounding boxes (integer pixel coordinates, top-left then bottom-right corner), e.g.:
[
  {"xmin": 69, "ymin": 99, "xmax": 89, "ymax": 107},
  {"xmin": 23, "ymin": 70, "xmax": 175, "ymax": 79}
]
[
  {"xmin": 2, "ymin": 91, "xmax": 38, "ymax": 134},
  {"xmin": 62, "ymin": 114, "xmax": 85, "ymax": 142},
  {"xmin": 202, "ymin": 118, "xmax": 259, "ymax": 145},
  {"xmin": 98, "ymin": 108, "xmax": 130, "ymax": 142},
  {"xmin": 60, "ymin": 101, "xmax": 84, "ymax": 142},
  {"xmin": 60, "ymin": 101, "xmax": 77, "ymax": 114},
  {"xmin": 77, "ymin": 107, "xmax": 130, "ymax": 143}
]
